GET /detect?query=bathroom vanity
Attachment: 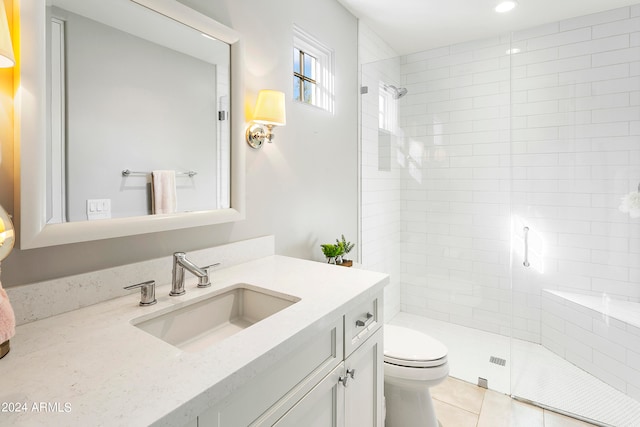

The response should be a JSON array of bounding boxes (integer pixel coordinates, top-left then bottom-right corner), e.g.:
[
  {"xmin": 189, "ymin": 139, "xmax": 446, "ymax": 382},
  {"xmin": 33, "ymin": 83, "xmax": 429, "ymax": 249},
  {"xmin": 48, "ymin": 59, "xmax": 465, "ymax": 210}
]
[
  {"xmin": 196, "ymin": 280, "xmax": 384, "ymax": 427},
  {"xmin": 0, "ymin": 255, "xmax": 387, "ymax": 426}
]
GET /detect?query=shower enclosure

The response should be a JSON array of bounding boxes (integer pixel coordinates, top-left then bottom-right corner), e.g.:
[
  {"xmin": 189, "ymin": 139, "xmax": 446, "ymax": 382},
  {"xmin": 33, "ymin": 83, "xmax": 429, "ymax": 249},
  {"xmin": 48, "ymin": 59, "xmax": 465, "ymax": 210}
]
[{"xmin": 360, "ymin": 5, "xmax": 640, "ymax": 426}]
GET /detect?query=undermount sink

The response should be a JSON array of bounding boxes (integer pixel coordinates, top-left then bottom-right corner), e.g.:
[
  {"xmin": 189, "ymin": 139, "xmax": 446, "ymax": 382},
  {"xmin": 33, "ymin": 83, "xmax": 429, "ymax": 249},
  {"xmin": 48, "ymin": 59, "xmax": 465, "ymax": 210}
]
[{"xmin": 132, "ymin": 284, "xmax": 300, "ymax": 352}]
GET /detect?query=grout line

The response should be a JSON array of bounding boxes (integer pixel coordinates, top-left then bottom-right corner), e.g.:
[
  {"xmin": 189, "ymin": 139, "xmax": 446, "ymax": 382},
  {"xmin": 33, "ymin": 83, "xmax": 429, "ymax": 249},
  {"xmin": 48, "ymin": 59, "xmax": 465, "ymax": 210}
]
[
  {"xmin": 476, "ymin": 386, "xmax": 488, "ymax": 427},
  {"xmin": 432, "ymin": 397, "xmax": 481, "ymax": 423}
]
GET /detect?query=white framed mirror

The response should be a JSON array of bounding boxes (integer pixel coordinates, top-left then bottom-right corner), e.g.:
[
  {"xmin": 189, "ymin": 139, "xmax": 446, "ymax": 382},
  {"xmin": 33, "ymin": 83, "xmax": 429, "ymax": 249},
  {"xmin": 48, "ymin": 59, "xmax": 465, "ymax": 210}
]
[{"xmin": 17, "ymin": 0, "xmax": 245, "ymax": 249}]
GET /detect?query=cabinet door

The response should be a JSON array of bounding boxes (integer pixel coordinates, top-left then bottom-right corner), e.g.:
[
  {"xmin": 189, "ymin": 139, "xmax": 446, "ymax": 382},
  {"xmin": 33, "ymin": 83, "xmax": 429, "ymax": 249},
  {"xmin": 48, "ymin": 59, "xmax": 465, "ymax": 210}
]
[
  {"xmin": 272, "ymin": 363, "xmax": 345, "ymax": 427},
  {"xmin": 344, "ymin": 328, "xmax": 383, "ymax": 427},
  {"xmin": 199, "ymin": 317, "xmax": 344, "ymax": 427}
]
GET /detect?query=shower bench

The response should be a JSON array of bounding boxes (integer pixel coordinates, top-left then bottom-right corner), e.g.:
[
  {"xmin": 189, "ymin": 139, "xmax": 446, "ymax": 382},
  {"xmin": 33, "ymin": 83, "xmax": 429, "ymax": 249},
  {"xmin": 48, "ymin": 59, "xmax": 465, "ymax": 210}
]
[{"xmin": 540, "ymin": 289, "xmax": 640, "ymax": 400}]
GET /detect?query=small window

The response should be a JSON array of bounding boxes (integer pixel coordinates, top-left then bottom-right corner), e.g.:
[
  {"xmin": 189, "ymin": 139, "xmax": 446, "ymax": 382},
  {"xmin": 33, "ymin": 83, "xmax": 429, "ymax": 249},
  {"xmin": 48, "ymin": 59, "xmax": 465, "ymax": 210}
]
[
  {"xmin": 378, "ymin": 82, "xmax": 397, "ymax": 132},
  {"xmin": 293, "ymin": 25, "xmax": 334, "ymax": 113},
  {"xmin": 293, "ymin": 48, "xmax": 317, "ymax": 104}
]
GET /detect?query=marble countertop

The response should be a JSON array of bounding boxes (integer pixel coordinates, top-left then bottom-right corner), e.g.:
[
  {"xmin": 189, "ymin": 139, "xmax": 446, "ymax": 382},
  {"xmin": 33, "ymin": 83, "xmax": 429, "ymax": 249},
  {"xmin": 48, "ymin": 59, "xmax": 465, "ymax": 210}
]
[{"xmin": 0, "ymin": 255, "xmax": 388, "ymax": 426}]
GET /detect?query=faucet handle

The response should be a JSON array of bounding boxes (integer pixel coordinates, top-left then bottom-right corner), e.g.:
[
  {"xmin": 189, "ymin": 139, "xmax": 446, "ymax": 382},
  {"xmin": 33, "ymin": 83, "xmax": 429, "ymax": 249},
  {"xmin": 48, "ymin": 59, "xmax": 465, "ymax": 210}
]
[
  {"xmin": 124, "ymin": 280, "xmax": 157, "ymax": 306},
  {"xmin": 197, "ymin": 263, "xmax": 221, "ymax": 289},
  {"xmin": 205, "ymin": 262, "xmax": 221, "ymax": 271}
]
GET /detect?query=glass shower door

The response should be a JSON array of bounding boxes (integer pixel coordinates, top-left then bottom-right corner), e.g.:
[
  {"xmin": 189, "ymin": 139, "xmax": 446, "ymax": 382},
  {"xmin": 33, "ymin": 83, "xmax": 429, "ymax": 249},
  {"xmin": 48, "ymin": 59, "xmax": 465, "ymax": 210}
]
[{"xmin": 509, "ymin": 9, "xmax": 640, "ymax": 426}]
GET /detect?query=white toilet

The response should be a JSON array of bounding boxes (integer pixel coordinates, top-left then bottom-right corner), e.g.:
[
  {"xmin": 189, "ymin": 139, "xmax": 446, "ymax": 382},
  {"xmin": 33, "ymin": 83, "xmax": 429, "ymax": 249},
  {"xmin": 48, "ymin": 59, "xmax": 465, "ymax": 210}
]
[{"xmin": 383, "ymin": 325, "xmax": 449, "ymax": 427}]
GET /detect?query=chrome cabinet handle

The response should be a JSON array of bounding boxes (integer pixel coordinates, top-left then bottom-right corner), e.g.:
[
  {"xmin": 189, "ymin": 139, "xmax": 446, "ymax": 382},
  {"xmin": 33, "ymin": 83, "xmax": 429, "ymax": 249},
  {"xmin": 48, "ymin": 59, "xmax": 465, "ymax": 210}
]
[
  {"xmin": 356, "ymin": 312, "xmax": 374, "ymax": 328},
  {"xmin": 523, "ymin": 227, "xmax": 530, "ymax": 267},
  {"xmin": 124, "ymin": 280, "xmax": 157, "ymax": 306},
  {"xmin": 339, "ymin": 369, "xmax": 356, "ymax": 387}
]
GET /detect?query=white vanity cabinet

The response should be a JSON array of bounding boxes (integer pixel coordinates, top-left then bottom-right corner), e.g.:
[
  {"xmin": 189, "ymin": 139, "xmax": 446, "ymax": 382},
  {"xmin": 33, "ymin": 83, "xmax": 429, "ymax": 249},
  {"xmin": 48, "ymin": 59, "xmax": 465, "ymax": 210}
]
[
  {"xmin": 1, "ymin": 254, "xmax": 389, "ymax": 427},
  {"xmin": 197, "ymin": 317, "xmax": 344, "ymax": 427},
  {"xmin": 343, "ymin": 328, "xmax": 384, "ymax": 427},
  {"xmin": 342, "ymin": 294, "xmax": 384, "ymax": 427},
  {"xmin": 196, "ymin": 292, "xmax": 383, "ymax": 427},
  {"xmin": 273, "ymin": 326, "xmax": 383, "ymax": 427}
]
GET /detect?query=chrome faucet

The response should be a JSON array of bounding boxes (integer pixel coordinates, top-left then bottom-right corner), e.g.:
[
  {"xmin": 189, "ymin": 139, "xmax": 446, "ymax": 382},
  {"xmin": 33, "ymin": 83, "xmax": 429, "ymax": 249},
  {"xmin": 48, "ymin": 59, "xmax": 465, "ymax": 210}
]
[{"xmin": 170, "ymin": 252, "xmax": 217, "ymax": 296}]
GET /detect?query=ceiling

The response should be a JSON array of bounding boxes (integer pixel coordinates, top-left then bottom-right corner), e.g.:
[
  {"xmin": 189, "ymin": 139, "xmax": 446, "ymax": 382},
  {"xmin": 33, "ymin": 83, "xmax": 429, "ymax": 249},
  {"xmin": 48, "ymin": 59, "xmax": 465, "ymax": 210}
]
[{"xmin": 336, "ymin": 0, "xmax": 640, "ymax": 55}]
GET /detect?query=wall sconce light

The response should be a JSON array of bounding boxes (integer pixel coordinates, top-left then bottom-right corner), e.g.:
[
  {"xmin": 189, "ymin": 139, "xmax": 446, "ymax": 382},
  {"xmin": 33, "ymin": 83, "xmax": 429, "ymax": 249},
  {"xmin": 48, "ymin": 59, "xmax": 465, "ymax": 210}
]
[
  {"xmin": 0, "ymin": 0, "xmax": 15, "ymax": 68},
  {"xmin": 246, "ymin": 89, "xmax": 286, "ymax": 149}
]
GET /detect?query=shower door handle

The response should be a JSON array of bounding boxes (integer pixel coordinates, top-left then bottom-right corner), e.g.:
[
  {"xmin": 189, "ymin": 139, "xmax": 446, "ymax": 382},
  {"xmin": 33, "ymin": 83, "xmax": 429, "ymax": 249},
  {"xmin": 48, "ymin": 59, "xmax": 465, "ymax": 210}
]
[{"xmin": 523, "ymin": 227, "xmax": 530, "ymax": 267}]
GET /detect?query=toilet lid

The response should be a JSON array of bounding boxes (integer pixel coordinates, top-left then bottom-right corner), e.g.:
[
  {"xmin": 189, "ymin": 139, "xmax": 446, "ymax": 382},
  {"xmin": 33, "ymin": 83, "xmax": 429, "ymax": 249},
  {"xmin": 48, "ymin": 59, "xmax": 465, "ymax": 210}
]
[{"xmin": 384, "ymin": 325, "xmax": 448, "ymax": 368}]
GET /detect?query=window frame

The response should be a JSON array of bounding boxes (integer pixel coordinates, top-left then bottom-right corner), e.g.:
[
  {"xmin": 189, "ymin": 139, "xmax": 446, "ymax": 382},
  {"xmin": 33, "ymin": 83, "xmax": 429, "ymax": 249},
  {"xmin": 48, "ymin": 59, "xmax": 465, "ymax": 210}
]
[
  {"xmin": 293, "ymin": 48, "xmax": 318, "ymax": 104},
  {"xmin": 293, "ymin": 25, "xmax": 334, "ymax": 113}
]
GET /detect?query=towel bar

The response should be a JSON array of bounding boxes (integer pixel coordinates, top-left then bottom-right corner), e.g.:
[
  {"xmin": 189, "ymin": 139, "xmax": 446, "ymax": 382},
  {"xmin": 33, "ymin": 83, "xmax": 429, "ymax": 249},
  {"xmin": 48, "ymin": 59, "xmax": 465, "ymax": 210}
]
[{"xmin": 121, "ymin": 169, "xmax": 197, "ymax": 177}]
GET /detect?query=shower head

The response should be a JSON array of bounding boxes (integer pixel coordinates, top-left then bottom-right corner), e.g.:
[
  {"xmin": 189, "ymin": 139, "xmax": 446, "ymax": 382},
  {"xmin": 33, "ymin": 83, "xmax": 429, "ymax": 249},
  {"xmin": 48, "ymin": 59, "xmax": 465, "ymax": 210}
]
[
  {"xmin": 394, "ymin": 87, "xmax": 408, "ymax": 99},
  {"xmin": 384, "ymin": 84, "xmax": 408, "ymax": 99}
]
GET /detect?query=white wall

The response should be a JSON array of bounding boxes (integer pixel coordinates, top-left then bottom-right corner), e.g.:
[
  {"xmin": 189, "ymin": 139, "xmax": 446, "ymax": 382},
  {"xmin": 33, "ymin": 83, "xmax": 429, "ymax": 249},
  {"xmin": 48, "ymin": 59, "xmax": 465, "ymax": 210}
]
[
  {"xmin": 396, "ymin": 5, "xmax": 640, "ymax": 342},
  {"xmin": 1, "ymin": 0, "xmax": 359, "ymax": 287}
]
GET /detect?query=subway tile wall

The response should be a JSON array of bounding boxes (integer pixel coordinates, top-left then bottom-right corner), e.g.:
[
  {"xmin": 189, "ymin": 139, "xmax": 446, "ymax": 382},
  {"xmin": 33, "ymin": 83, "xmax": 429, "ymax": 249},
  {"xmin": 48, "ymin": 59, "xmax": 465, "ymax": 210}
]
[
  {"xmin": 398, "ymin": 32, "xmax": 514, "ymax": 336},
  {"xmin": 396, "ymin": 5, "xmax": 640, "ymax": 342}
]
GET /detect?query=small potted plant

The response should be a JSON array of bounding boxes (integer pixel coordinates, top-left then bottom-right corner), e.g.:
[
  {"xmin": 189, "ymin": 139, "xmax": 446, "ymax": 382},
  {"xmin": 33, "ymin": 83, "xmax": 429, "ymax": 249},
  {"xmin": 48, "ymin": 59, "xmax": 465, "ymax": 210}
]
[
  {"xmin": 320, "ymin": 235, "xmax": 355, "ymax": 267},
  {"xmin": 336, "ymin": 235, "xmax": 354, "ymax": 267},
  {"xmin": 320, "ymin": 243, "xmax": 344, "ymax": 265}
]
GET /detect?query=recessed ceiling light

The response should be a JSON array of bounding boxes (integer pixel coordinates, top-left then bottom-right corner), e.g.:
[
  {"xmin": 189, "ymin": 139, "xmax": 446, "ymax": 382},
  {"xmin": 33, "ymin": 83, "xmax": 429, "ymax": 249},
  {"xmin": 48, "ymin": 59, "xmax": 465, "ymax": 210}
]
[{"xmin": 495, "ymin": 0, "xmax": 518, "ymax": 13}]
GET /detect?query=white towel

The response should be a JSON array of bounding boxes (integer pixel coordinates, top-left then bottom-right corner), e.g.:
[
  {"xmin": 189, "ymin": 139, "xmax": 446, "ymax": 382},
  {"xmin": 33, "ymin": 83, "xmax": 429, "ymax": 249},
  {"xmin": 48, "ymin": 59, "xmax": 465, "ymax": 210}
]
[{"xmin": 151, "ymin": 170, "xmax": 177, "ymax": 214}]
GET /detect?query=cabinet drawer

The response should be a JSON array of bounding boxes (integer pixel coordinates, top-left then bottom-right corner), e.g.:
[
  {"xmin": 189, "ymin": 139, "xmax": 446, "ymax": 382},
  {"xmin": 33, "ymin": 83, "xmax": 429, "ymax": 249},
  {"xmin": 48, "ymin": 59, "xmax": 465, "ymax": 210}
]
[
  {"xmin": 344, "ymin": 292, "xmax": 382, "ymax": 357},
  {"xmin": 201, "ymin": 317, "xmax": 344, "ymax": 427}
]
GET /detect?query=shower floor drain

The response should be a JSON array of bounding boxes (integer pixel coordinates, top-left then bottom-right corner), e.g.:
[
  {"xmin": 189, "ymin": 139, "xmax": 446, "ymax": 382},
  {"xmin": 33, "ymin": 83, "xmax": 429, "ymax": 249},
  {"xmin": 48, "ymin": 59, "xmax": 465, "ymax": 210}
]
[{"xmin": 490, "ymin": 356, "xmax": 507, "ymax": 366}]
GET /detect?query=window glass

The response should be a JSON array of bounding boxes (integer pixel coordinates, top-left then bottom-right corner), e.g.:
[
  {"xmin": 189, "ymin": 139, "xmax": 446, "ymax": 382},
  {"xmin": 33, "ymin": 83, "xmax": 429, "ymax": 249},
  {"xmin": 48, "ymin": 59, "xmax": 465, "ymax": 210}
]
[
  {"xmin": 303, "ymin": 53, "xmax": 316, "ymax": 79},
  {"xmin": 303, "ymin": 80, "xmax": 315, "ymax": 104},
  {"xmin": 294, "ymin": 77, "xmax": 301, "ymax": 102},
  {"xmin": 294, "ymin": 49, "xmax": 317, "ymax": 103},
  {"xmin": 378, "ymin": 82, "xmax": 398, "ymax": 132},
  {"xmin": 379, "ymin": 94, "xmax": 386, "ymax": 129},
  {"xmin": 293, "ymin": 48, "xmax": 301, "ymax": 74}
]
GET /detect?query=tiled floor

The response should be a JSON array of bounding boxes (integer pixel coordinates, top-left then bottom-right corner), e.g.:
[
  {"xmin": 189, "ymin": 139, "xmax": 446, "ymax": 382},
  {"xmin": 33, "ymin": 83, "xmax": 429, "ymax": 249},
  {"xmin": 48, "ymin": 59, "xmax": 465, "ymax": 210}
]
[
  {"xmin": 431, "ymin": 377, "xmax": 597, "ymax": 427},
  {"xmin": 390, "ymin": 312, "xmax": 640, "ymax": 426}
]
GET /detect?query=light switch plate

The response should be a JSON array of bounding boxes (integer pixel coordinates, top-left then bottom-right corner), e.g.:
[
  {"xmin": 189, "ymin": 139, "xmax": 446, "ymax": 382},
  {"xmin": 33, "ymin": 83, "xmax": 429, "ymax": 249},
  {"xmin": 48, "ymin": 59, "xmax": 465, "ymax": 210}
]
[{"xmin": 87, "ymin": 199, "xmax": 111, "ymax": 220}]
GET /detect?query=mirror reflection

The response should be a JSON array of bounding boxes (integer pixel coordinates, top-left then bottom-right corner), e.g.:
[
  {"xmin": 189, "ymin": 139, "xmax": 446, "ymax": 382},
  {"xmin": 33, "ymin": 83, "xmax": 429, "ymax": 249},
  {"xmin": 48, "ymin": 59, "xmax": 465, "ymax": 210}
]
[{"xmin": 47, "ymin": 0, "xmax": 231, "ymax": 223}]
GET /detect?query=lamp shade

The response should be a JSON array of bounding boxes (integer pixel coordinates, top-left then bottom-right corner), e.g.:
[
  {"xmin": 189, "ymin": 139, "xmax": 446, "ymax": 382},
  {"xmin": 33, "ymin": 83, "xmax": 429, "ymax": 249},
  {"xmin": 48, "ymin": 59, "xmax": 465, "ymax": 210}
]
[
  {"xmin": 253, "ymin": 90, "xmax": 286, "ymax": 126},
  {"xmin": 0, "ymin": 1, "xmax": 14, "ymax": 68}
]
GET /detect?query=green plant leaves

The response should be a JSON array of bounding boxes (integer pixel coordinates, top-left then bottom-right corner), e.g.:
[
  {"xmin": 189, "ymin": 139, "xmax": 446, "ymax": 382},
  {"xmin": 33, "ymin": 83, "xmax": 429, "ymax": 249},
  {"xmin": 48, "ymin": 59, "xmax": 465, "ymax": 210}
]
[{"xmin": 321, "ymin": 235, "xmax": 354, "ymax": 258}]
